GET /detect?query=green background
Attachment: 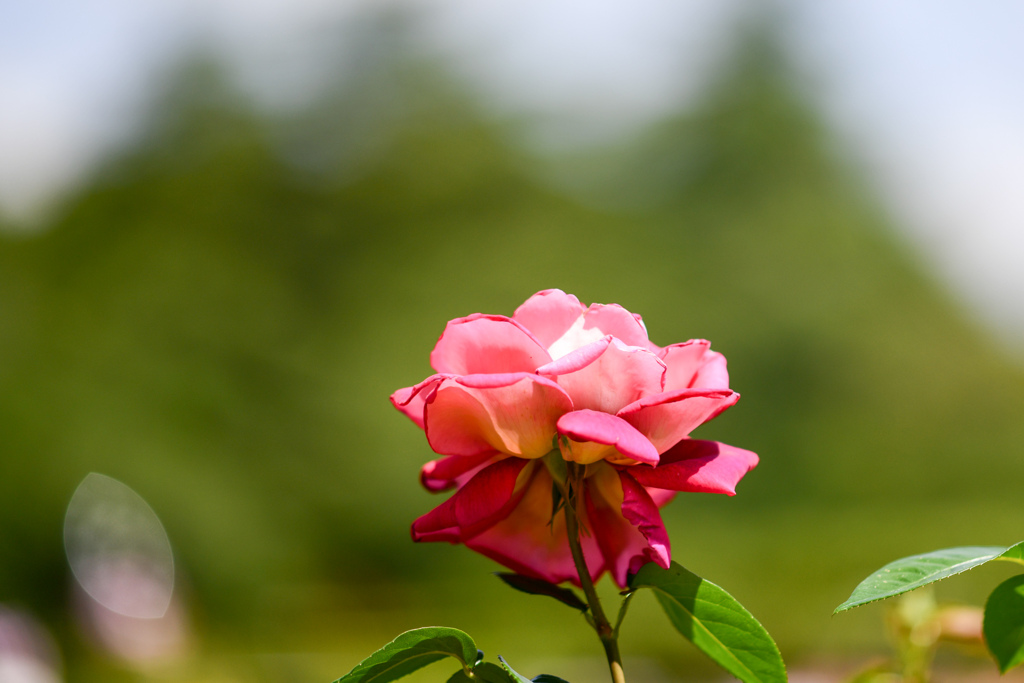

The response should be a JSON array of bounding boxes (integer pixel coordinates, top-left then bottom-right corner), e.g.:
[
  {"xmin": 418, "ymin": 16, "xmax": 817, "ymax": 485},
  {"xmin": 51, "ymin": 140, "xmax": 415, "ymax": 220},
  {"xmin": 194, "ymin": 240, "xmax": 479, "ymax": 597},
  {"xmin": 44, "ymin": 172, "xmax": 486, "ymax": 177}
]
[{"xmin": 3, "ymin": 10, "xmax": 1023, "ymax": 682}]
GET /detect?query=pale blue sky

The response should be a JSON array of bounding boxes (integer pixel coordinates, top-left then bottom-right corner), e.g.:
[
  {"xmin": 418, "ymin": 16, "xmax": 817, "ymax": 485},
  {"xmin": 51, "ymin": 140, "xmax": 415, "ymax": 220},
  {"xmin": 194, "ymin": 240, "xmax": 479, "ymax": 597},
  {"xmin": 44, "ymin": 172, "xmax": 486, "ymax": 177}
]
[{"xmin": 2, "ymin": 0, "xmax": 1023, "ymax": 344}]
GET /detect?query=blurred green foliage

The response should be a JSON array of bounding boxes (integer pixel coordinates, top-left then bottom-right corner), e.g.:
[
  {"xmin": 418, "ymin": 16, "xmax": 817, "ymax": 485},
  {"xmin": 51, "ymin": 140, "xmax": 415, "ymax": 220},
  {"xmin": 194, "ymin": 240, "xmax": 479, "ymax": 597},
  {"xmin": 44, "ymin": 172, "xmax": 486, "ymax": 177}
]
[{"xmin": 2, "ymin": 9, "xmax": 1023, "ymax": 682}]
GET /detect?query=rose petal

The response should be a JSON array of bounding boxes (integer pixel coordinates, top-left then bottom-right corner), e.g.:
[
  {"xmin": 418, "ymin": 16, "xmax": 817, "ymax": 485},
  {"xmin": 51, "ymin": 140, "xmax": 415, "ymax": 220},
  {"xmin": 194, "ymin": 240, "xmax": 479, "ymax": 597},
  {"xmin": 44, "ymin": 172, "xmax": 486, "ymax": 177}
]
[
  {"xmin": 556, "ymin": 410, "xmax": 659, "ymax": 465},
  {"xmin": 659, "ymin": 339, "xmax": 709, "ymax": 380},
  {"xmin": 546, "ymin": 303, "xmax": 650, "ymax": 359},
  {"xmin": 660, "ymin": 340, "xmax": 730, "ymax": 391},
  {"xmin": 585, "ymin": 465, "xmax": 670, "ymax": 588},
  {"xmin": 619, "ymin": 471, "xmax": 672, "ymax": 572},
  {"xmin": 411, "ymin": 457, "xmax": 530, "ymax": 543},
  {"xmin": 553, "ymin": 338, "xmax": 666, "ymax": 415},
  {"xmin": 646, "ymin": 488, "xmax": 678, "ymax": 507},
  {"xmin": 465, "ymin": 464, "xmax": 605, "ymax": 586},
  {"xmin": 420, "ymin": 452, "xmax": 502, "ymax": 492},
  {"xmin": 582, "ymin": 303, "xmax": 651, "ymax": 347},
  {"xmin": 389, "ymin": 374, "xmax": 449, "ymax": 429},
  {"xmin": 512, "ymin": 289, "xmax": 587, "ymax": 348},
  {"xmin": 425, "ymin": 373, "xmax": 572, "ymax": 457},
  {"xmin": 692, "ymin": 350, "xmax": 729, "ymax": 389},
  {"xmin": 535, "ymin": 337, "xmax": 611, "ymax": 376},
  {"xmin": 430, "ymin": 314, "xmax": 551, "ymax": 375},
  {"xmin": 627, "ymin": 439, "xmax": 758, "ymax": 495},
  {"xmin": 617, "ymin": 388, "xmax": 739, "ymax": 453}
]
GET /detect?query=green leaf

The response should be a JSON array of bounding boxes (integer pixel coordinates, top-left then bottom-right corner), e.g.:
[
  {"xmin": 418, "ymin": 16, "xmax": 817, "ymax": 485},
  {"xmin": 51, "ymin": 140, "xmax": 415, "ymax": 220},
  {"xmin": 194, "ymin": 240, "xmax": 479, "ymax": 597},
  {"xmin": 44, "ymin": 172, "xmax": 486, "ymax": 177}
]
[
  {"xmin": 984, "ymin": 574, "xmax": 1024, "ymax": 673},
  {"xmin": 1000, "ymin": 541, "xmax": 1024, "ymax": 565},
  {"xmin": 531, "ymin": 675, "xmax": 572, "ymax": 682},
  {"xmin": 478, "ymin": 662, "xmax": 519, "ymax": 683},
  {"xmin": 446, "ymin": 662, "xmax": 513, "ymax": 683},
  {"xmin": 630, "ymin": 562, "xmax": 786, "ymax": 683},
  {"xmin": 335, "ymin": 627, "xmax": 478, "ymax": 683},
  {"xmin": 494, "ymin": 573, "xmax": 587, "ymax": 611},
  {"xmin": 834, "ymin": 545, "xmax": 1022, "ymax": 613},
  {"xmin": 498, "ymin": 656, "xmax": 533, "ymax": 683}
]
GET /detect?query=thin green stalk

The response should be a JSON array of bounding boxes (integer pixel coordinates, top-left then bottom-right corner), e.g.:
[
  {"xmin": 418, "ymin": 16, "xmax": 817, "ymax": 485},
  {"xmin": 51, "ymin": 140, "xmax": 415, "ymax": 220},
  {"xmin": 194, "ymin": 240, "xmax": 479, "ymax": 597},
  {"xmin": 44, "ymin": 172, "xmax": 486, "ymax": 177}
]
[{"xmin": 564, "ymin": 462, "xmax": 626, "ymax": 683}]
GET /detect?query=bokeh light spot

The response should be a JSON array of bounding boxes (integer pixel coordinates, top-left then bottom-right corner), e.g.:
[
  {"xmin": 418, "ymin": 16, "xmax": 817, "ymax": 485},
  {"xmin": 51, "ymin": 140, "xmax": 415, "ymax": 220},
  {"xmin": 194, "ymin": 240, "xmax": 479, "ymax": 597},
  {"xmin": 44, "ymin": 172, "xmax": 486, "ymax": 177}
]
[{"xmin": 64, "ymin": 473, "xmax": 174, "ymax": 620}]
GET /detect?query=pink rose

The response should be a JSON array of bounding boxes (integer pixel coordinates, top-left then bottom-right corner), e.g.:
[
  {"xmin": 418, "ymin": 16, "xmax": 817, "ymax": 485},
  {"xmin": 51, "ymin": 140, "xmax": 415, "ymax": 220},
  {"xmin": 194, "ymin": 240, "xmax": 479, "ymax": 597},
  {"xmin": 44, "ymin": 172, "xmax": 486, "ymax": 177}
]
[{"xmin": 391, "ymin": 290, "xmax": 757, "ymax": 588}]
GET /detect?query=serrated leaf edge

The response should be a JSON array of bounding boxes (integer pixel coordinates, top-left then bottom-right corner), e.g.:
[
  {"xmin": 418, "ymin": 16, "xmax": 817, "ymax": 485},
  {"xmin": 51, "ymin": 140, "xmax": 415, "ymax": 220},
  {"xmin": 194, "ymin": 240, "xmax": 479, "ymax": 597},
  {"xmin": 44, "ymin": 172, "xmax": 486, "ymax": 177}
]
[
  {"xmin": 834, "ymin": 544, "xmax": 1024, "ymax": 614},
  {"xmin": 498, "ymin": 656, "xmax": 532, "ymax": 683},
  {"xmin": 336, "ymin": 649, "xmax": 461, "ymax": 683}
]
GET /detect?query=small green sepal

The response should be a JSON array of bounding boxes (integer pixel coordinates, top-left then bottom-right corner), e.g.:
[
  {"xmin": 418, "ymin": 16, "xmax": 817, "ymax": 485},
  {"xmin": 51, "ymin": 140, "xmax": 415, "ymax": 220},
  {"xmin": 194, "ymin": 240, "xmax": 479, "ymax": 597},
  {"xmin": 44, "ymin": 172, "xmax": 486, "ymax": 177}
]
[{"xmin": 494, "ymin": 572, "xmax": 587, "ymax": 611}]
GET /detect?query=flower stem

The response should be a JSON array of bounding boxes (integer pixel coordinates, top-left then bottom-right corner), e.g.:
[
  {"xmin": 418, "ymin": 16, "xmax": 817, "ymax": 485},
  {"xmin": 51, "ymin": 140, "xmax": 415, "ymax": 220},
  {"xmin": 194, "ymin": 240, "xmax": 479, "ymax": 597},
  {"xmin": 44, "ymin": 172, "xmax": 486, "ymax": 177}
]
[{"xmin": 564, "ymin": 463, "xmax": 626, "ymax": 683}]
